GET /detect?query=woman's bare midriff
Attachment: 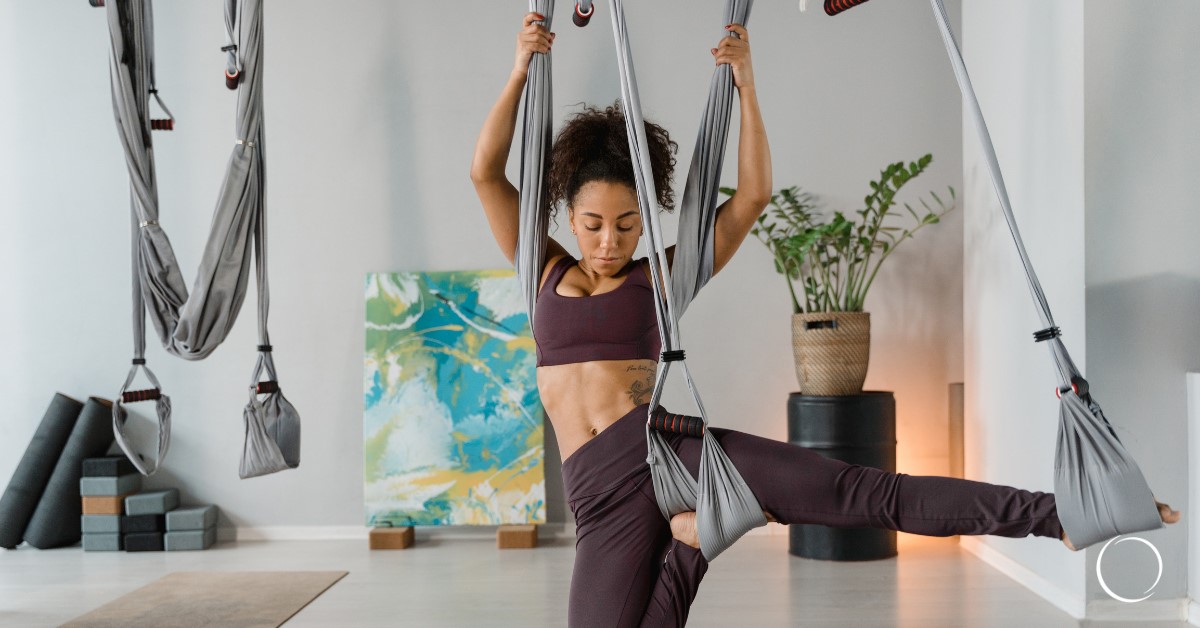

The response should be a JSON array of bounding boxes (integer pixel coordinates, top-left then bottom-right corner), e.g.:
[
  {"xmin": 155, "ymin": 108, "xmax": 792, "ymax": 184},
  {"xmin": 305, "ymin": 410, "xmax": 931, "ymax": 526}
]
[{"xmin": 538, "ymin": 358, "xmax": 658, "ymax": 462}]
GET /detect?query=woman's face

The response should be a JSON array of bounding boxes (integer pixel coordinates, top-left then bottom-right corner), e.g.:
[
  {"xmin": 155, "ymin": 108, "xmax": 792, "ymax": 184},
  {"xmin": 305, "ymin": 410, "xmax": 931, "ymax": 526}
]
[{"xmin": 568, "ymin": 180, "xmax": 643, "ymax": 276}]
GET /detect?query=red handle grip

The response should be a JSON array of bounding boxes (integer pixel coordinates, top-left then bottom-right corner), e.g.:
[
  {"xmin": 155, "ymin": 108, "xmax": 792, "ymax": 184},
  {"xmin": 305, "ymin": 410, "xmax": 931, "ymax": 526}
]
[
  {"xmin": 650, "ymin": 409, "xmax": 705, "ymax": 438},
  {"xmin": 121, "ymin": 388, "xmax": 161, "ymax": 403},
  {"xmin": 573, "ymin": 2, "xmax": 593, "ymax": 27},
  {"xmin": 825, "ymin": 0, "xmax": 872, "ymax": 17}
]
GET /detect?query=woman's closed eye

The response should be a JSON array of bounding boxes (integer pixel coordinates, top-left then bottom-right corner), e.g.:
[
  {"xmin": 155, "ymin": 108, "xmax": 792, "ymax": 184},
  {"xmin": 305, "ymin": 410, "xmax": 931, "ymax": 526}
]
[{"xmin": 584, "ymin": 224, "xmax": 635, "ymax": 232}]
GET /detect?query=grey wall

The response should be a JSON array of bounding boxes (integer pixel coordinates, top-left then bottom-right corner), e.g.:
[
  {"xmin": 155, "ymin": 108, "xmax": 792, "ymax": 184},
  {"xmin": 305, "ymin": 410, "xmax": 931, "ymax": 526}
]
[
  {"xmin": 0, "ymin": 1, "xmax": 962, "ymax": 535},
  {"xmin": 1084, "ymin": 0, "xmax": 1200, "ymax": 607},
  {"xmin": 963, "ymin": 0, "xmax": 1199, "ymax": 618},
  {"xmin": 961, "ymin": 0, "xmax": 1088, "ymax": 611}
]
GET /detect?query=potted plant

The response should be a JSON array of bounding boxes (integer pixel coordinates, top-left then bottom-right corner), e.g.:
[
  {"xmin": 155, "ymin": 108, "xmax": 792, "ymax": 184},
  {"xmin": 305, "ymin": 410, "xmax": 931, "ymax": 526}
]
[{"xmin": 722, "ymin": 154, "xmax": 955, "ymax": 395}]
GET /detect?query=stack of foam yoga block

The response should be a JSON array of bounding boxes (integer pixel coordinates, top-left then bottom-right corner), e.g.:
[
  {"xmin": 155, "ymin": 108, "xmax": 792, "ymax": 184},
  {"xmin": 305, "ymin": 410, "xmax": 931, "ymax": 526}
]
[
  {"xmin": 166, "ymin": 505, "xmax": 219, "ymax": 551},
  {"xmin": 0, "ymin": 395, "xmax": 116, "ymax": 550},
  {"xmin": 123, "ymin": 488, "xmax": 179, "ymax": 552},
  {"xmin": 80, "ymin": 456, "xmax": 142, "ymax": 552},
  {"xmin": 90, "ymin": 485, "xmax": 220, "ymax": 552}
]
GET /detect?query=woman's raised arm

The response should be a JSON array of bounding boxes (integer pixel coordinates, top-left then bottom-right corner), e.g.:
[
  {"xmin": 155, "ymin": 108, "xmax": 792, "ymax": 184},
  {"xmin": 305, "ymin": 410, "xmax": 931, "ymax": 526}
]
[
  {"xmin": 470, "ymin": 13, "xmax": 555, "ymax": 265},
  {"xmin": 710, "ymin": 23, "xmax": 771, "ymax": 277}
]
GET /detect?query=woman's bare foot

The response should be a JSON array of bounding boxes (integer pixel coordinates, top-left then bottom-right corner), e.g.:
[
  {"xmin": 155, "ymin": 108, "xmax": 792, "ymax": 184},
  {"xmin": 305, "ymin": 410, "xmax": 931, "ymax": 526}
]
[
  {"xmin": 1157, "ymin": 499, "xmax": 1182, "ymax": 524},
  {"xmin": 1061, "ymin": 498, "xmax": 1181, "ymax": 551},
  {"xmin": 670, "ymin": 512, "xmax": 700, "ymax": 549}
]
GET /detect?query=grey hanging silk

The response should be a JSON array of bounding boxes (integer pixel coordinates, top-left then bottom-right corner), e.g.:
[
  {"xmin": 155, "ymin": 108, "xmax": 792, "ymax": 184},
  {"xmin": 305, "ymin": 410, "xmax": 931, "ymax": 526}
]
[
  {"xmin": 925, "ymin": 0, "xmax": 1161, "ymax": 548},
  {"xmin": 517, "ymin": 0, "xmax": 766, "ymax": 561},
  {"xmin": 517, "ymin": 0, "xmax": 555, "ymax": 329},
  {"xmin": 105, "ymin": 0, "xmax": 300, "ymax": 479}
]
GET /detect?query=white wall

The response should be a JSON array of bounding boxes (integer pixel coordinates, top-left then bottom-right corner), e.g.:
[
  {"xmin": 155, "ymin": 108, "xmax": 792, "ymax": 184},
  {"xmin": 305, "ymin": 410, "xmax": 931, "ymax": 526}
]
[
  {"xmin": 960, "ymin": 0, "xmax": 1087, "ymax": 615},
  {"xmin": 1083, "ymin": 0, "xmax": 1200, "ymax": 610},
  {"xmin": 0, "ymin": 1, "xmax": 962, "ymax": 534},
  {"xmin": 1189, "ymin": 374, "xmax": 1200, "ymax": 625}
]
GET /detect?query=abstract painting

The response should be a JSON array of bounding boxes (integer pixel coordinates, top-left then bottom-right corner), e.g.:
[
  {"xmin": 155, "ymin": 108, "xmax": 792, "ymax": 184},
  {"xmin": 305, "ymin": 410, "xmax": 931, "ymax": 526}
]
[{"xmin": 364, "ymin": 269, "xmax": 546, "ymax": 526}]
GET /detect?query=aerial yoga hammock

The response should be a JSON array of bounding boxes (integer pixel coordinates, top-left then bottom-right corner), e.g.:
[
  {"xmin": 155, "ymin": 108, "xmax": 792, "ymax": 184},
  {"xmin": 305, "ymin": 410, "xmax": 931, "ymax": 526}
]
[
  {"xmin": 102, "ymin": 0, "xmax": 301, "ymax": 479},
  {"xmin": 824, "ymin": 0, "xmax": 1162, "ymax": 549},
  {"xmin": 517, "ymin": 0, "xmax": 766, "ymax": 561}
]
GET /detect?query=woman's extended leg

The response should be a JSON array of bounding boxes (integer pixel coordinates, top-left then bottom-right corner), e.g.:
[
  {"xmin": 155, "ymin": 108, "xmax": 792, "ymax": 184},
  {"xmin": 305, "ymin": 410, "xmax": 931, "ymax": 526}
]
[{"xmin": 667, "ymin": 427, "xmax": 1062, "ymax": 539}]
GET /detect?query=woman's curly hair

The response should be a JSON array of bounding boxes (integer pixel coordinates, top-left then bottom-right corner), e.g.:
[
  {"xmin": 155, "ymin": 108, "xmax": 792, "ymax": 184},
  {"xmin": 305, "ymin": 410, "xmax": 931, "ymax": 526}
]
[{"xmin": 547, "ymin": 102, "xmax": 678, "ymax": 220}]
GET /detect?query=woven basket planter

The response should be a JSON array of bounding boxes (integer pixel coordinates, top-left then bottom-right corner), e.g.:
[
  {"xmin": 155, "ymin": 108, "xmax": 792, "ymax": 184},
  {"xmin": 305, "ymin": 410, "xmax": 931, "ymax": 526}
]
[{"xmin": 791, "ymin": 311, "xmax": 871, "ymax": 396}]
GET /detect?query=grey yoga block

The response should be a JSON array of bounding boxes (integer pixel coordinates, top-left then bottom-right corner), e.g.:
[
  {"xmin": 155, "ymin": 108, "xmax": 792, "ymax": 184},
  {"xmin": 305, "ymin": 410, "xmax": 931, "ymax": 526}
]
[
  {"xmin": 0, "ymin": 393, "xmax": 84, "ymax": 549},
  {"xmin": 124, "ymin": 532, "xmax": 163, "ymax": 552},
  {"xmin": 123, "ymin": 514, "xmax": 165, "ymax": 534},
  {"xmin": 80, "ymin": 474, "xmax": 142, "ymax": 497},
  {"xmin": 166, "ymin": 505, "xmax": 219, "ymax": 531},
  {"xmin": 81, "ymin": 515, "xmax": 122, "ymax": 534},
  {"xmin": 82, "ymin": 456, "xmax": 138, "ymax": 478},
  {"xmin": 82, "ymin": 533, "xmax": 123, "ymax": 552},
  {"xmin": 23, "ymin": 398, "xmax": 117, "ymax": 549},
  {"xmin": 124, "ymin": 488, "xmax": 179, "ymax": 516},
  {"xmin": 164, "ymin": 527, "xmax": 217, "ymax": 551}
]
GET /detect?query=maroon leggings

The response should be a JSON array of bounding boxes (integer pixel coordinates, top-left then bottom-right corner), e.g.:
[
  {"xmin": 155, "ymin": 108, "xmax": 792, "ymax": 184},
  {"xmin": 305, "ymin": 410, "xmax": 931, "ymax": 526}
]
[{"xmin": 561, "ymin": 403, "xmax": 1062, "ymax": 628}]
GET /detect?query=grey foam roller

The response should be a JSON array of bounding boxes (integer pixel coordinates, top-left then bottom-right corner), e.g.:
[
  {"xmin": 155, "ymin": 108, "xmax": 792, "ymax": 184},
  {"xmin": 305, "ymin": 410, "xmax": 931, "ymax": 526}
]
[
  {"xmin": 82, "ymin": 533, "xmax": 123, "ymax": 552},
  {"xmin": 0, "ymin": 393, "xmax": 84, "ymax": 548},
  {"xmin": 125, "ymin": 488, "xmax": 179, "ymax": 516},
  {"xmin": 166, "ymin": 505, "xmax": 218, "ymax": 531},
  {"xmin": 164, "ymin": 527, "xmax": 216, "ymax": 551},
  {"xmin": 23, "ymin": 397, "xmax": 116, "ymax": 549},
  {"xmin": 80, "ymin": 474, "xmax": 142, "ymax": 497},
  {"xmin": 81, "ymin": 515, "xmax": 123, "ymax": 534}
]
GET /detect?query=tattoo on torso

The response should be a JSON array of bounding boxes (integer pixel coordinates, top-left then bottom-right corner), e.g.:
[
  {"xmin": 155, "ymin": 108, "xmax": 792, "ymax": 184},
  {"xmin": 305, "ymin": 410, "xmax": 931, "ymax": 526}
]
[{"xmin": 626, "ymin": 365, "xmax": 657, "ymax": 405}]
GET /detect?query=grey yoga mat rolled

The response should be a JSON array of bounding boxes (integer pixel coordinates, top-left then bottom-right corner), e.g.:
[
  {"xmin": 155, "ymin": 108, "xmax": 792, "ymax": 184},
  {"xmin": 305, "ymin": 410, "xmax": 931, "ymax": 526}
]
[
  {"xmin": 0, "ymin": 393, "xmax": 84, "ymax": 549},
  {"xmin": 23, "ymin": 398, "xmax": 117, "ymax": 549}
]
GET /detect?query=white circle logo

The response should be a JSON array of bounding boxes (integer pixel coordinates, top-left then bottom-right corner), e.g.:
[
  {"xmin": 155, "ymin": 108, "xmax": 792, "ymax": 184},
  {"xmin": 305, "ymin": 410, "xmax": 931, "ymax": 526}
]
[{"xmin": 1095, "ymin": 535, "xmax": 1163, "ymax": 603}]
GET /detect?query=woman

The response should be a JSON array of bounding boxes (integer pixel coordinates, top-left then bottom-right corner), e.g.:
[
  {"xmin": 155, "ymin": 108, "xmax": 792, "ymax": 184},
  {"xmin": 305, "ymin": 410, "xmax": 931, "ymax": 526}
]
[{"xmin": 471, "ymin": 13, "xmax": 1179, "ymax": 628}]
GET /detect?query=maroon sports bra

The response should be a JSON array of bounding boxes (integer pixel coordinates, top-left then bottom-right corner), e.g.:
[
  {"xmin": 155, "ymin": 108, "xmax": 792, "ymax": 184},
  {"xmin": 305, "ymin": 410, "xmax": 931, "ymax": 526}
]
[{"xmin": 533, "ymin": 255, "xmax": 661, "ymax": 367}]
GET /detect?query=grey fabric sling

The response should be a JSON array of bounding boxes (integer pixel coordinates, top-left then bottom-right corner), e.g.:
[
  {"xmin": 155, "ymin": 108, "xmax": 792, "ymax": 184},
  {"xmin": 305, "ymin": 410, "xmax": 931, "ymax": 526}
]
[
  {"xmin": 105, "ymin": 0, "xmax": 300, "ymax": 478},
  {"xmin": 518, "ymin": 0, "xmax": 766, "ymax": 561},
  {"xmin": 926, "ymin": 0, "xmax": 1161, "ymax": 548}
]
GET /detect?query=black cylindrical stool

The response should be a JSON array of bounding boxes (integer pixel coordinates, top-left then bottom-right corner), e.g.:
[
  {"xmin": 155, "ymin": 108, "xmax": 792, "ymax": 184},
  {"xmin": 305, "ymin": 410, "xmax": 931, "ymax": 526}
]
[{"xmin": 788, "ymin": 391, "xmax": 897, "ymax": 561}]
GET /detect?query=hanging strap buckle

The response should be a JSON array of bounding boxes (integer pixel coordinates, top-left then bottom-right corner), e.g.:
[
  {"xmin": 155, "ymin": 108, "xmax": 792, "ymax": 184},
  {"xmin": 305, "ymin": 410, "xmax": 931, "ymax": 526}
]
[
  {"xmin": 661, "ymin": 350, "xmax": 686, "ymax": 363},
  {"xmin": 1032, "ymin": 327, "xmax": 1061, "ymax": 343}
]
